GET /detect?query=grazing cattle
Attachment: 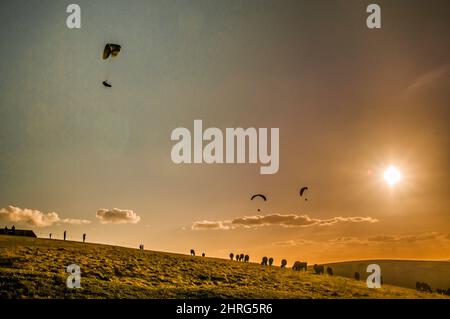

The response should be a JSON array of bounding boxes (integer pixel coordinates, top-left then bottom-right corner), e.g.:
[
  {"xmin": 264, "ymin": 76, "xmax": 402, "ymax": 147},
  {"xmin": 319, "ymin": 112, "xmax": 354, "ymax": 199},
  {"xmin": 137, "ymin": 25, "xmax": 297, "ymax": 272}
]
[
  {"xmin": 190, "ymin": 249, "xmax": 195, "ymax": 256},
  {"xmin": 281, "ymin": 259, "xmax": 287, "ymax": 268},
  {"xmin": 422, "ymin": 283, "xmax": 432, "ymax": 293},
  {"xmin": 326, "ymin": 266, "xmax": 333, "ymax": 276},
  {"xmin": 354, "ymin": 272, "xmax": 360, "ymax": 281},
  {"xmin": 261, "ymin": 256, "xmax": 268, "ymax": 266},
  {"xmin": 268, "ymin": 257, "xmax": 274, "ymax": 266},
  {"xmin": 230, "ymin": 253, "xmax": 234, "ymax": 260},
  {"xmin": 239, "ymin": 253, "xmax": 245, "ymax": 261},
  {"xmin": 436, "ymin": 288, "xmax": 450, "ymax": 295},
  {"xmin": 202, "ymin": 253, "xmax": 205, "ymax": 257},
  {"xmin": 313, "ymin": 264, "xmax": 324, "ymax": 274},
  {"xmin": 244, "ymin": 255, "xmax": 250, "ymax": 262},
  {"xmin": 293, "ymin": 261, "xmax": 308, "ymax": 271},
  {"xmin": 235, "ymin": 255, "xmax": 239, "ymax": 261},
  {"xmin": 416, "ymin": 282, "xmax": 432, "ymax": 293}
]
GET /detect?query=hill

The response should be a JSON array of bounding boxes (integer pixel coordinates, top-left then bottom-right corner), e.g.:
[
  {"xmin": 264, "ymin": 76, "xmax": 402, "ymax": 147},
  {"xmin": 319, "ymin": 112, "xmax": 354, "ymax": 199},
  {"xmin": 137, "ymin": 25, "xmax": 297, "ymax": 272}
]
[
  {"xmin": 324, "ymin": 260, "xmax": 450, "ymax": 290},
  {"xmin": 0, "ymin": 235, "xmax": 447, "ymax": 299}
]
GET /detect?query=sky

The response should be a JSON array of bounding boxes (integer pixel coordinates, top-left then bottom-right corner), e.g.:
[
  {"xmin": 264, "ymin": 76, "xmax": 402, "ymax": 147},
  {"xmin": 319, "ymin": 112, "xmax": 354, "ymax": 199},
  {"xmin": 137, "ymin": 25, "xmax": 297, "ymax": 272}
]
[{"xmin": 0, "ymin": 0, "xmax": 449, "ymax": 264}]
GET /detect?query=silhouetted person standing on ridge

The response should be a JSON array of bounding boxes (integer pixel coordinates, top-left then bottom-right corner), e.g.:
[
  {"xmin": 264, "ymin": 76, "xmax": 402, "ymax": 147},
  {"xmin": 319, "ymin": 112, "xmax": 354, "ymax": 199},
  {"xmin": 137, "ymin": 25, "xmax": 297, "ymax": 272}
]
[
  {"xmin": 83, "ymin": 233, "xmax": 86, "ymax": 243},
  {"xmin": 63, "ymin": 230, "xmax": 66, "ymax": 241},
  {"xmin": 11, "ymin": 225, "xmax": 15, "ymax": 235},
  {"xmin": 49, "ymin": 233, "xmax": 52, "ymax": 239}
]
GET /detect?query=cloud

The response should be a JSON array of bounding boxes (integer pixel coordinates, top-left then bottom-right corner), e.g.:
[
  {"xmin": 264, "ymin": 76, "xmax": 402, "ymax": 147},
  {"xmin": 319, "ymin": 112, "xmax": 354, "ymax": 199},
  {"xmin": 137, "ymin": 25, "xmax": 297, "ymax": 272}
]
[
  {"xmin": 405, "ymin": 64, "xmax": 450, "ymax": 93},
  {"xmin": 271, "ymin": 232, "xmax": 449, "ymax": 248},
  {"xmin": 368, "ymin": 232, "xmax": 440, "ymax": 243},
  {"xmin": 0, "ymin": 205, "xmax": 60, "ymax": 227},
  {"xmin": 327, "ymin": 236, "xmax": 361, "ymax": 244},
  {"xmin": 62, "ymin": 218, "xmax": 91, "ymax": 225},
  {"xmin": 272, "ymin": 239, "xmax": 315, "ymax": 246},
  {"xmin": 191, "ymin": 220, "xmax": 229, "ymax": 230},
  {"xmin": 0, "ymin": 205, "xmax": 93, "ymax": 227},
  {"xmin": 96, "ymin": 208, "xmax": 141, "ymax": 224},
  {"xmin": 191, "ymin": 213, "xmax": 378, "ymax": 230}
]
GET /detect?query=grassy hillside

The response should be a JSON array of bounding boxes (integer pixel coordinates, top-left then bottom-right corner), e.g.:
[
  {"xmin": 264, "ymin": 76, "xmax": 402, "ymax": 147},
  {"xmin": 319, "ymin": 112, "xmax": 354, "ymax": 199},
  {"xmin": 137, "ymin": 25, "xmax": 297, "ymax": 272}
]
[
  {"xmin": 0, "ymin": 235, "xmax": 447, "ymax": 299},
  {"xmin": 324, "ymin": 260, "xmax": 450, "ymax": 290}
]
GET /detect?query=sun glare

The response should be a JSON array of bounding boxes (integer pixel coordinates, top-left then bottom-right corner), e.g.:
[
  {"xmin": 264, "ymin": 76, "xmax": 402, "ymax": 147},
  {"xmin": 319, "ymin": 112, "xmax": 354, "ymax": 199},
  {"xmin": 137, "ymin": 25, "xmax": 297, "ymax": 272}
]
[{"xmin": 383, "ymin": 166, "xmax": 402, "ymax": 186}]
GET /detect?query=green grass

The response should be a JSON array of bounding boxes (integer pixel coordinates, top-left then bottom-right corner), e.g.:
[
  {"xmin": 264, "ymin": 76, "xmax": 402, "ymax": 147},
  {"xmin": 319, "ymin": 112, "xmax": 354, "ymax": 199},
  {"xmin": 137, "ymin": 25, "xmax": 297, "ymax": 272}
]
[{"xmin": 0, "ymin": 235, "xmax": 447, "ymax": 299}]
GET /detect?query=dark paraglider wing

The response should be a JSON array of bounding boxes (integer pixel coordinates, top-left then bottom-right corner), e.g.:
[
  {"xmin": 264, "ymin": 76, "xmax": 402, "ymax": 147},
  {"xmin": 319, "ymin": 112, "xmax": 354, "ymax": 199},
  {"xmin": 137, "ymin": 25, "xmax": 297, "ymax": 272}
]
[
  {"xmin": 109, "ymin": 44, "xmax": 121, "ymax": 57},
  {"xmin": 102, "ymin": 44, "xmax": 112, "ymax": 60},
  {"xmin": 251, "ymin": 194, "xmax": 267, "ymax": 201},
  {"xmin": 101, "ymin": 44, "xmax": 121, "ymax": 89},
  {"xmin": 299, "ymin": 187, "xmax": 308, "ymax": 196},
  {"xmin": 102, "ymin": 44, "xmax": 121, "ymax": 59}
]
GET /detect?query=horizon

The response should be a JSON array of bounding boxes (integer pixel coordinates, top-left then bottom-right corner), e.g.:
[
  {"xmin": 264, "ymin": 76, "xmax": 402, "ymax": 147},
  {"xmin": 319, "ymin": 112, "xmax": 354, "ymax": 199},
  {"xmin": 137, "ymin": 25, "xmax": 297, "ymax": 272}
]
[{"xmin": 2, "ymin": 231, "xmax": 450, "ymax": 266}]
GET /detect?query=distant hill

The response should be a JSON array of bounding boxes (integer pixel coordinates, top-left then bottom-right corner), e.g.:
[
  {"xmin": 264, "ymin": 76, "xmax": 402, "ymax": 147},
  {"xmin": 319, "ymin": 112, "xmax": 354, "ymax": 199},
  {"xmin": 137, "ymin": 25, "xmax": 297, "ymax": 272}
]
[
  {"xmin": 0, "ymin": 236, "xmax": 447, "ymax": 299},
  {"xmin": 323, "ymin": 260, "xmax": 450, "ymax": 291}
]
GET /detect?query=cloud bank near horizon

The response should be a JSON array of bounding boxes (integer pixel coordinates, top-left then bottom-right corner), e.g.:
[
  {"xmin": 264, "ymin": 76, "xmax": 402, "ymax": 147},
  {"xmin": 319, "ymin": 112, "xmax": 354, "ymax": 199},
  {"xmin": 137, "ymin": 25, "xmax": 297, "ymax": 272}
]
[
  {"xmin": 0, "ymin": 205, "xmax": 91, "ymax": 227},
  {"xmin": 192, "ymin": 213, "xmax": 378, "ymax": 230}
]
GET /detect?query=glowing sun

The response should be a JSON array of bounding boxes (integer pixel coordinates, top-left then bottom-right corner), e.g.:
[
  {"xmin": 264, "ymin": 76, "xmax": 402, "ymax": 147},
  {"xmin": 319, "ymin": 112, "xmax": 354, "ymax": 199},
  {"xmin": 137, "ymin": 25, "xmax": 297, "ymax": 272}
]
[{"xmin": 383, "ymin": 166, "xmax": 402, "ymax": 186}]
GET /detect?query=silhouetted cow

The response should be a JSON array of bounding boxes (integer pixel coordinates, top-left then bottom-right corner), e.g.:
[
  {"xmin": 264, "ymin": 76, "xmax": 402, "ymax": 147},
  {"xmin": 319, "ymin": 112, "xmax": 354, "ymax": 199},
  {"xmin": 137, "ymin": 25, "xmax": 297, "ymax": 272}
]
[
  {"xmin": 416, "ymin": 282, "xmax": 432, "ymax": 293},
  {"xmin": 268, "ymin": 257, "xmax": 274, "ymax": 266},
  {"xmin": 190, "ymin": 249, "xmax": 195, "ymax": 256},
  {"xmin": 239, "ymin": 253, "xmax": 245, "ymax": 261},
  {"xmin": 281, "ymin": 259, "xmax": 287, "ymax": 268},
  {"xmin": 326, "ymin": 266, "xmax": 333, "ymax": 276},
  {"xmin": 313, "ymin": 264, "xmax": 324, "ymax": 274},
  {"xmin": 229, "ymin": 253, "xmax": 234, "ymax": 260},
  {"xmin": 202, "ymin": 253, "xmax": 205, "ymax": 257},
  {"xmin": 422, "ymin": 283, "xmax": 432, "ymax": 293},
  {"xmin": 261, "ymin": 256, "xmax": 268, "ymax": 266},
  {"xmin": 244, "ymin": 255, "xmax": 249, "ymax": 262},
  {"xmin": 235, "ymin": 254, "xmax": 239, "ymax": 261},
  {"xmin": 293, "ymin": 261, "xmax": 308, "ymax": 271}
]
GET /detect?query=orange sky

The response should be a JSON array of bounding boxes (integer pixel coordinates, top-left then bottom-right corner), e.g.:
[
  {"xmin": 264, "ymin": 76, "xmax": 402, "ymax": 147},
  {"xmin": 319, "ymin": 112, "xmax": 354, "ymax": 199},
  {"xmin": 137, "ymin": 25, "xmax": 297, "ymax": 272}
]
[{"xmin": 0, "ymin": 0, "xmax": 449, "ymax": 265}]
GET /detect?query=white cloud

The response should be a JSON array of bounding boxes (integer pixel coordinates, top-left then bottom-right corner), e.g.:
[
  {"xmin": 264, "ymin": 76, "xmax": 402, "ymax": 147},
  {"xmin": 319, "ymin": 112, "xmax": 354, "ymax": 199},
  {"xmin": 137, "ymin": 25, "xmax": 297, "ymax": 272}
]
[
  {"xmin": 96, "ymin": 208, "xmax": 141, "ymax": 224},
  {"xmin": 0, "ymin": 205, "xmax": 93, "ymax": 227},
  {"xmin": 192, "ymin": 220, "xmax": 230, "ymax": 230},
  {"xmin": 192, "ymin": 213, "xmax": 378, "ymax": 230},
  {"xmin": 0, "ymin": 205, "xmax": 59, "ymax": 227},
  {"xmin": 62, "ymin": 218, "xmax": 91, "ymax": 225}
]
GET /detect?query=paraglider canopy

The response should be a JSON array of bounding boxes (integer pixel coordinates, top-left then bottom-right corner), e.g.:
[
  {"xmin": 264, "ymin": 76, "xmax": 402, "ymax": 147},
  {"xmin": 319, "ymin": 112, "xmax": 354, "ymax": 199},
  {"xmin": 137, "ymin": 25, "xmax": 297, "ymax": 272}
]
[
  {"xmin": 102, "ymin": 44, "xmax": 121, "ymax": 60},
  {"xmin": 251, "ymin": 194, "xmax": 267, "ymax": 201},
  {"xmin": 299, "ymin": 187, "xmax": 309, "ymax": 201},
  {"xmin": 251, "ymin": 194, "xmax": 267, "ymax": 212}
]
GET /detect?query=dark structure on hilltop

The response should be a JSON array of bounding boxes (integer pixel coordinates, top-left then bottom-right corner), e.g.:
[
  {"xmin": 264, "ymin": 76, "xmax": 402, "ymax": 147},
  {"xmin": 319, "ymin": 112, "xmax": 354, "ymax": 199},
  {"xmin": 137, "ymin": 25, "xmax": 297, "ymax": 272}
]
[{"xmin": 1, "ymin": 226, "xmax": 37, "ymax": 238}]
